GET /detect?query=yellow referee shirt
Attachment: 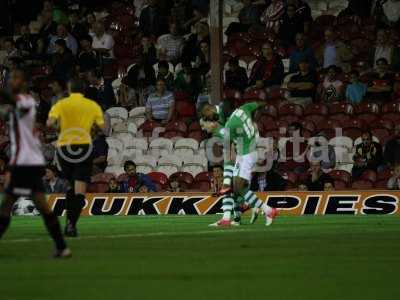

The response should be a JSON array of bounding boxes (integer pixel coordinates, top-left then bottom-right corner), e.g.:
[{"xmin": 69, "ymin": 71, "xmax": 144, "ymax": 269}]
[{"xmin": 48, "ymin": 93, "xmax": 104, "ymax": 146}]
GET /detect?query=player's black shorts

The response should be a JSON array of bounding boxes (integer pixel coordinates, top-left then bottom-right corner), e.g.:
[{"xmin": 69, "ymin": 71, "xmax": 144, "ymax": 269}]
[
  {"xmin": 57, "ymin": 144, "xmax": 93, "ymax": 183},
  {"xmin": 5, "ymin": 166, "xmax": 45, "ymax": 196}
]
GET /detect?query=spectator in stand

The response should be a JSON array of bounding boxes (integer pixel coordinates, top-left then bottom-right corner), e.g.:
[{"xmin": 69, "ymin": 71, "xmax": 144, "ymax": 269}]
[
  {"xmin": 50, "ymin": 39, "xmax": 74, "ymax": 80},
  {"xmin": 317, "ymin": 27, "xmax": 353, "ymax": 69},
  {"xmin": 338, "ymin": 0, "xmax": 373, "ymax": 19},
  {"xmin": 85, "ymin": 12, "xmax": 97, "ymax": 36},
  {"xmin": 352, "ymin": 131, "xmax": 384, "ymax": 179},
  {"xmin": 0, "ymin": 38, "xmax": 22, "ymax": 69},
  {"xmin": 92, "ymin": 129, "xmax": 109, "ymax": 175},
  {"xmin": 226, "ymin": 0, "xmax": 261, "ymax": 35},
  {"xmin": 248, "ymin": 42, "xmax": 284, "ymax": 88},
  {"xmin": 225, "ymin": 57, "xmax": 249, "ymax": 92},
  {"xmin": 384, "ymin": 124, "xmax": 400, "ymax": 167},
  {"xmin": 43, "ymin": 165, "xmax": 70, "ymax": 194},
  {"xmin": 48, "ymin": 24, "xmax": 78, "ymax": 55},
  {"xmin": 174, "ymin": 62, "xmax": 203, "ymax": 101},
  {"xmin": 297, "ymin": 181, "xmax": 308, "ymax": 191},
  {"xmin": 69, "ymin": 10, "xmax": 88, "ymax": 41},
  {"xmin": 77, "ymin": 35, "xmax": 100, "ymax": 74},
  {"xmin": 182, "ymin": 21, "xmax": 210, "ymax": 63},
  {"xmin": 370, "ymin": 29, "xmax": 400, "ymax": 71},
  {"xmin": 367, "ymin": 58, "xmax": 394, "ymax": 102},
  {"xmin": 86, "ymin": 69, "xmax": 116, "ymax": 110},
  {"xmin": 171, "ymin": 0, "xmax": 192, "ymax": 32},
  {"xmin": 157, "ymin": 22, "xmax": 184, "ymax": 64},
  {"xmin": 139, "ymin": 0, "xmax": 168, "ymax": 37},
  {"xmin": 381, "ymin": 0, "xmax": 400, "ymax": 26},
  {"xmin": 92, "ymin": 22, "xmax": 114, "ymax": 59},
  {"xmin": 39, "ymin": 10, "xmax": 58, "ymax": 39},
  {"xmin": 251, "ymin": 158, "xmax": 287, "ymax": 191},
  {"xmin": 288, "ymin": 0, "xmax": 312, "ymax": 31},
  {"xmin": 140, "ymin": 36, "xmax": 158, "ymax": 67},
  {"xmin": 194, "ymin": 41, "xmax": 211, "ymax": 76},
  {"xmin": 324, "ymin": 178, "xmax": 335, "ymax": 191},
  {"xmin": 108, "ymin": 178, "xmax": 121, "ymax": 193},
  {"xmin": 287, "ymin": 58, "xmax": 317, "ymax": 106},
  {"xmin": 49, "ymin": 77, "xmax": 68, "ymax": 106},
  {"xmin": 260, "ymin": 0, "xmax": 285, "ymax": 33},
  {"xmin": 157, "ymin": 61, "xmax": 174, "ymax": 90},
  {"xmin": 306, "ymin": 160, "xmax": 333, "ymax": 191},
  {"xmin": 387, "ymin": 163, "xmax": 400, "ymax": 189},
  {"xmin": 289, "ymin": 33, "xmax": 318, "ymax": 73},
  {"xmin": 210, "ymin": 165, "xmax": 223, "ymax": 193},
  {"xmin": 346, "ymin": 70, "xmax": 367, "ymax": 104},
  {"xmin": 146, "ymin": 78, "xmax": 175, "ymax": 124},
  {"xmin": 168, "ymin": 178, "xmax": 184, "ymax": 192},
  {"xmin": 120, "ymin": 161, "xmax": 156, "ymax": 193},
  {"xmin": 317, "ymin": 65, "xmax": 345, "ymax": 103},
  {"xmin": 307, "ymin": 133, "xmax": 336, "ymax": 172},
  {"xmin": 15, "ymin": 25, "xmax": 36, "ymax": 54},
  {"xmin": 279, "ymin": 4, "xmax": 305, "ymax": 47}
]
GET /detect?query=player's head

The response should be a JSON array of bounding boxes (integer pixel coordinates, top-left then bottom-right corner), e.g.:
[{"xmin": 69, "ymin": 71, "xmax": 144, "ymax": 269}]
[
  {"xmin": 9, "ymin": 69, "xmax": 28, "ymax": 94},
  {"xmin": 68, "ymin": 78, "xmax": 87, "ymax": 94},
  {"xmin": 124, "ymin": 160, "xmax": 137, "ymax": 176},
  {"xmin": 201, "ymin": 104, "xmax": 218, "ymax": 122}
]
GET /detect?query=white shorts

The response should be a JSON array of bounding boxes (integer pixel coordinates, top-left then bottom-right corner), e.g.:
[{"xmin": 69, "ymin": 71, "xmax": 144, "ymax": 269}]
[{"xmin": 233, "ymin": 152, "xmax": 258, "ymax": 181}]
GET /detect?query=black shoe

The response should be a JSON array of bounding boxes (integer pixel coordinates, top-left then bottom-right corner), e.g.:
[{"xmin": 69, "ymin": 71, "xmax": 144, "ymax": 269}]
[
  {"xmin": 64, "ymin": 223, "xmax": 78, "ymax": 237},
  {"xmin": 53, "ymin": 248, "xmax": 72, "ymax": 259},
  {"xmin": 233, "ymin": 216, "xmax": 241, "ymax": 224}
]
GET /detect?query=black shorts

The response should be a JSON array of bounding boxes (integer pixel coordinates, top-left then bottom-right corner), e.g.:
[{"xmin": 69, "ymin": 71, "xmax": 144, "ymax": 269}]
[
  {"xmin": 57, "ymin": 144, "xmax": 93, "ymax": 183},
  {"xmin": 5, "ymin": 166, "xmax": 45, "ymax": 196}
]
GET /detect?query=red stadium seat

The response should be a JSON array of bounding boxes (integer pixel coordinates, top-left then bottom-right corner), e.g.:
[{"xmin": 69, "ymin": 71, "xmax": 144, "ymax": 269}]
[
  {"xmin": 360, "ymin": 170, "xmax": 377, "ymax": 183},
  {"xmin": 371, "ymin": 128, "xmax": 391, "ymax": 144},
  {"xmin": 165, "ymin": 121, "xmax": 188, "ymax": 135},
  {"xmin": 191, "ymin": 181, "xmax": 211, "ymax": 192},
  {"xmin": 262, "ymin": 103, "xmax": 278, "ymax": 118},
  {"xmin": 329, "ymin": 170, "xmax": 352, "ymax": 184},
  {"xmin": 162, "ymin": 131, "xmax": 185, "ymax": 139},
  {"xmin": 169, "ymin": 172, "xmax": 194, "ymax": 189},
  {"xmin": 334, "ymin": 180, "xmax": 348, "ymax": 190},
  {"xmin": 341, "ymin": 119, "xmax": 366, "ymax": 130},
  {"xmin": 243, "ymin": 89, "xmax": 267, "ymax": 101},
  {"xmin": 139, "ymin": 120, "xmax": 160, "ymax": 137},
  {"xmin": 304, "ymin": 103, "xmax": 329, "ymax": 116},
  {"xmin": 329, "ymin": 113, "xmax": 352, "ymax": 124},
  {"xmin": 377, "ymin": 168, "xmax": 393, "ymax": 181},
  {"xmin": 279, "ymin": 103, "xmax": 304, "ymax": 117},
  {"xmin": 354, "ymin": 102, "xmax": 380, "ymax": 114},
  {"xmin": 306, "ymin": 114, "xmax": 326, "ymax": 127},
  {"xmin": 91, "ymin": 173, "xmax": 115, "ymax": 183},
  {"xmin": 87, "ymin": 182, "xmax": 109, "ymax": 193},
  {"xmin": 148, "ymin": 172, "xmax": 169, "ymax": 189},
  {"xmin": 352, "ymin": 180, "xmax": 374, "ymax": 190},
  {"xmin": 279, "ymin": 114, "xmax": 300, "ymax": 124},
  {"xmin": 189, "ymin": 122, "xmax": 201, "ymax": 132},
  {"xmin": 175, "ymin": 101, "xmax": 196, "ymax": 118},
  {"xmin": 343, "ymin": 127, "xmax": 363, "ymax": 140},
  {"xmin": 371, "ymin": 119, "xmax": 394, "ymax": 131},
  {"xmin": 329, "ymin": 102, "xmax": 354, "ymax": 115},
  {"xmin": 382, "ymin": 112, "xmax": 400, "ymax": 123},
  {"xmin": 283, "ymin": 172, "xmax": 298, "ymax": 185},
  {"xmin": 382, "ymin": 102, "xmax": 400, "ymax": 113},
  {"xmin": 317, "ymin": 119, "xmax": 342, "ymax": 131},
  {"xmin": 375, "ymin": 179, "xmax": 389, "ymax": 189},
  {"xmin": 195, "ymin": 171, "xmax": 212, "ymax": 182},
  {"xmin": 188, "ymin": 131, "xmax": 205, "ymax": 142},
  {"xmin": 357, "ymin": 113, "xmax": 379, "ymax": 124}
]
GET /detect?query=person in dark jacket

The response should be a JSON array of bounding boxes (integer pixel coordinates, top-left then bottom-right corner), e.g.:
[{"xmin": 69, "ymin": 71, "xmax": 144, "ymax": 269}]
[
  {"xmin": 86, "ymin": 69, "xmax": 116, "ymax": 110},
  {"xmin": 139, "ymin": 0, "xmax": 168, "ymax": 37},
  {"xmin": 43, "ymin": 165, "xmax": 70, "ymax": 194},
  {"xmin": 50, "ymin": 39, "xmax": 74, "ymax": 81},
  {"xmin": 306, "ymin": 160, "xmax": 333, "ymax": 191},
  {"xmin": 120, "ymin": 161, "xmax": 156, "ymax": 193},
  {"xmin": 248, "ymin": 42, "xmax": 284, "ymax": 88},
  {"xmin": 225, "ymin": 57, "xmax": 249, "ymax": 92},
  {"xmin": 384, "ymin": 125, "xmax": 400, "ymax": 167}
]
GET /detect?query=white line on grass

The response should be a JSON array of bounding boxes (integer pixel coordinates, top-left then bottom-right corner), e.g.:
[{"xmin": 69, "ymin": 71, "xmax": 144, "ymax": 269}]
[{"xmin": 2, "ymin": 228, "xmax": 268, "ymax": 244}]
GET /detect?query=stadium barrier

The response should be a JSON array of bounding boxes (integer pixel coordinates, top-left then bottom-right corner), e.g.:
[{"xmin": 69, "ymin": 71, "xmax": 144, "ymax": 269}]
[{"xmin": 47, "ymin": 191, "xmax": 400, "ymax": 216}]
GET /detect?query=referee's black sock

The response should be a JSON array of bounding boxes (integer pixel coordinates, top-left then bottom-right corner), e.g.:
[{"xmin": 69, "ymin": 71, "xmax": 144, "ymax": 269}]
[
  {"xmin": 65, "ymin": 190, "xmax": 75, "ymax": 225},
  {"xmin": 43, "ymin": 213, "xmax": 67, "ymax": 250},
  {"xmin": 0, "ymin": 216, "xmax": 11, "ymax": 239},
  {"xmin": 70, "ymin": 194, "xmax": 86, "ymax": 227}
]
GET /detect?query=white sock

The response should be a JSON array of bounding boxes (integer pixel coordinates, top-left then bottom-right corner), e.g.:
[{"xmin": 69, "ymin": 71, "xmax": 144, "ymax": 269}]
[{"xmin": 261, "ymin": 203, "xmax": 273, "ymax": 216}]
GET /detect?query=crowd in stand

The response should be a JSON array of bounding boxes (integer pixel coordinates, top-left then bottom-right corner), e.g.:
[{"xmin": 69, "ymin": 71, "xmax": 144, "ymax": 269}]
[{"xmin": 0, "ymin": 0, "xmax": 400, "ymax": 193}]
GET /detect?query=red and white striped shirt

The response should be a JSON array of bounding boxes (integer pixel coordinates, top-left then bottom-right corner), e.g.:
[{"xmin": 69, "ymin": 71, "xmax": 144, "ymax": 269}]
[
  {"xmin": 260, "ymin": 1, "xmax": 285, "ymax": 32},
  {"xmin": 9, "ymin": 94, "xmax": 45, "ymax": 166}
]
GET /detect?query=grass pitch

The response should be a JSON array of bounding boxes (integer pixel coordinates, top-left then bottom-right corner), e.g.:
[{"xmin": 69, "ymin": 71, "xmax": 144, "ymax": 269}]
[{"xmin": 0, "ymin": 215, "xmax": 399, "ymax": 300}]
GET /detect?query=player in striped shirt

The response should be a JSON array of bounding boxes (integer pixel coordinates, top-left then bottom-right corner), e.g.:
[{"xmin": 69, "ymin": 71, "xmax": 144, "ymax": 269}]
[
  {"xmin": 201, "ymin": 102, "xmax": 278, "ymax": 227},
  {"xmin": 0, "ymin": 70, "xmax": 70, "ymax": 258}
]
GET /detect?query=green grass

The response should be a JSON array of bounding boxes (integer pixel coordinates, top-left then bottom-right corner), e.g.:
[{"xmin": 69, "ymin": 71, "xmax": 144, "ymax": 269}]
[{"xmin": 1, "ymin": 215, "xmax": 400, "ymax": 300}]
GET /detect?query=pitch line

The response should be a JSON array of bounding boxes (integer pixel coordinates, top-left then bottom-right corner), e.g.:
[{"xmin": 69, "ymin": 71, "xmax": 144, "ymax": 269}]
[{"xmin": 2, "ymin": 228, "xmax": 268, "ymax": 244}]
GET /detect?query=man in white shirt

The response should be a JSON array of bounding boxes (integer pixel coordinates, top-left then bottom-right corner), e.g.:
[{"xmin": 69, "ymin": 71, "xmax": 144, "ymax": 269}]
[
  {"xmin": 91, "ymin": 22, "xmax": 115, "ymax": 59},
  {"xmin": 157, "ymin": 22, "xmax": 184, "ymax": 63}
]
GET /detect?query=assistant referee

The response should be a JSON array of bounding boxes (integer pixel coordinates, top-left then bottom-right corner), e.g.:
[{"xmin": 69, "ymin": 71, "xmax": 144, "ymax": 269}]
[{"xmin": 47, "ymin": 78, "xmax": 104, "ymax": 237}]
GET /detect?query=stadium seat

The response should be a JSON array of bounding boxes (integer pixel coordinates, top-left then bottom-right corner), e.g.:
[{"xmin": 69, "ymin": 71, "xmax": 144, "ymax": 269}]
[
  {"xmin": 191, "ymin": 181, "xmax": 211, "ymax": 192},
  {"xmin": 306, "ymin": 115, "xmax": 326, "ymax": 127},
  {"xmin": 106, "ymin": 107, "xmax": 128, "ymax": 122},
  {"xmin": 147, "ymin": 172, "xmax": 169, "ymax": 191},
  {"xmin": 165, "ymin": 121, "xmax": 188, "ymax": 136},
  {"xmin": 352, "ymin": 180, "xmax": 374, "ymax": 190},
  {"xmin": 279, "ymin": 103, "xmax": 304, "ymax": 117},
  {"xmin": 357, "ymin": 113, "xmax": 379, "ymax": 124},
  {"xmin": 129, "ymin": 107, "xmax": 146, "ymax": 118},
  {"xmin": 158, "ymin": 154, "xmax": 183, "ymax": 168},
  {"xmin": 382, "ymin": 102, "xmax": 400, "ymax": 113},
  {"xmin": 371, "ymin": 119, "xmax": 394, "ymax": 131},
  {"xmin": 123, "ymin": 137, "xmax": 148, "ymax": 152},
  {"xmin": 371, "ymin": 128, "xmax": 391, "ymax": 144},
  {"xmin": 174, "ymin": 138, "xmax": 199, "ymax": 157},
  {"xmin": 108, "ymin": 148, "xmax": 123, "ymax": 166},
  {"xmin": 279, "ymin": 115, "xmax": 300, "ymax": 124},
  {"xmin": 261, "ymin": 103, "xmax": 278, "ymax": 118},
  {"xmin": 106, "ymin": 137, "xmax": 124, "ymax": 152},
  {"xmin": 139, "ymin": 120, "xmax": 160, "ymax": 137},
  {"xmin": 242, "ymin": 89, "xmax": 267, "ymax": 101},
  {"xmin": 188, "ymin": 131, "xmax": 205, "ymax": 143},
  {"xmin": 375, "ymin": 179, "xmax": 389, "ymax": 189},
  {"xmin": 189, "ymin": 122, "xmax": 201, "ymax": 132},
  {"xmin": 162, "ymin": 131, "xmax": 186, "ymax": 139},
  {"xmin": 354, "ymin": 102, "xmax": 380, "ymax": 114},
  {"xmin": 377, "ymin": 168, "xmax": 393, "ymax": 181},
  {"xmin": 114, "ymin": 132, "xmax": 134, "ymax": 145},
  {"xmin": 329, "ymin": 170, "xmax": 352, "ymax": 184},
  {"xmin": 382, "ymin": 112, "xmax": 400, "ymax": 123},
  {"xmin": 127, "ymin": 122, "xmax": 138, "ymax": 136},
  {"xmin": 175, "ymin": 101, "xmax": 196, "ymax": 119},
  {"xmin": 133, "ymin": 155, "xmax": 157, "ymax": 174},
  {"xmin": 360, "ymin": 170, "xmax": 377, "ymax": 182},
  {"xmin": 182, "ymin": 154, "xmax": 208, "ymax": 169},
  {"xmin": 333, "ymin": 146, "xmax": 354, "ymax": 166},
  {"xmin": 169, "ymin": 172, "xmax": 194, "ymax": 186},
  {"xmin": 88, "ymin": 182, "xmax": 109, "ymax": 193},
  {"xmin": 91, "ymin": 172, "xmax": 115, "ymax": 183},
  {"xmin": 341, "ymin": 119, "xmax": 366, "ymax": 131},
  {"xmin": 329, "ymin": 136, "xmax": 354, "ymax": 150},
  {"xmin": 194, "ymin": 171, "xmax": 212, "ymax": 183},
  {"xmin": 104, "ymin": 166, "xmax": 125, "ymax": 176},
  {"xmin": 329, "ymin": 102, "xmax": 354, "ymax": 115},
  {"xmin": 156, "ymin": 165, "xmax": 179, "ymax": 177},
  {"xmin": 343, "ymin": 128, "xmax": 363, "ymax": 140},
  {"xmin": 149, "ymin": 138, "xmax": 174, "ymax": 158},
  {"xmin": 334, "ymin": 180, "xmax": 348, "ymax": 190},
  {"xmin": 112, "ymin": 121, "xmax": 128, "ymax": 134}
]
